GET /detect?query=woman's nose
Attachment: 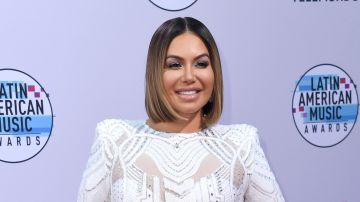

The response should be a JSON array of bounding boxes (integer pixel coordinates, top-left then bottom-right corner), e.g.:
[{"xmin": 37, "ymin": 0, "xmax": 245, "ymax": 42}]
[{"xmin": 182, "ymin": 65, "xmax": 195, "ymax": 83}]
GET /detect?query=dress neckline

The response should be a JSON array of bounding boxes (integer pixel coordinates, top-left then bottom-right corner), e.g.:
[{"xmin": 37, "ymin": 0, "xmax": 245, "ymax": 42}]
[{"xmin": 142, "ymin": 120, "xmax": 211, "ymax": 137}]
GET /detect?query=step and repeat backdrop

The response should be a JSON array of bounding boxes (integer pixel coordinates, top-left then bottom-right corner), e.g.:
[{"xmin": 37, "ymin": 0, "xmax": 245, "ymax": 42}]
[{"xmin": 0, "ymin": 1, "xmax": 359, "ymax": 201}]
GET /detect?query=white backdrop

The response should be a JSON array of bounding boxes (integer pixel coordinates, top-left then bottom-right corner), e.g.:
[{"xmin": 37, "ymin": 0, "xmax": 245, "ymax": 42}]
[{"xmin": 0, "ymin": 1, "xmax": 359, "ymax": 201}]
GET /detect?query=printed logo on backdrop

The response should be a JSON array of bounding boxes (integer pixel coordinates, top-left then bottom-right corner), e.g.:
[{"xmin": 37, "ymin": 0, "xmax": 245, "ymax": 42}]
[
  {"xmin": 292, "ymin": 64, "xmax": 359, "ymax": 147},
  {"xmin": 149, "ymin": 0, "xmax": 197, "ymax": 11},
  {"xmin": 0, "ymin": 69, "xmax": 53, "ymax": 163}
]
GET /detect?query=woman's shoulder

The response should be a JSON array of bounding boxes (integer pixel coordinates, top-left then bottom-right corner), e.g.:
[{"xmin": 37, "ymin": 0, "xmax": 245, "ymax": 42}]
[
  {"xmin": 211, "ymin": 123, "xmax": 259, "ymax": 147},
  {"xmin": 212, "ymin": 123, "xmax": 258, "ymax": 136},
  {"xmin": 96, "ymin": 119, "xmax": 139, "ymax": 131},
  {"xmin": 94, "ymin": 119, "xmax": 143, "ymax": 141}
]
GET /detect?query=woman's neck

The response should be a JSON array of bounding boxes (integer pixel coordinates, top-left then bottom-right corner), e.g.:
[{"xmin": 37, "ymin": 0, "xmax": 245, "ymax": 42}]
[{"xmin": 147, "ymin": 111, "xmax": 203, "ymax": 133}]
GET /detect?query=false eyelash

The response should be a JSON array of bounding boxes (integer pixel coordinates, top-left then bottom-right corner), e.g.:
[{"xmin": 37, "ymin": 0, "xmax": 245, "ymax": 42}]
[{"xmin": 196, "ymin": 61, "xmax": 209, "ymax": 68}]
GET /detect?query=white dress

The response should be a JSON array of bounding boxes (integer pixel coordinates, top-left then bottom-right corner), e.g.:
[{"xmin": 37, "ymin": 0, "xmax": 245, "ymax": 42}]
[{"xmin": 77, "ymin": 119, "xmax": 284, "ymax": 202}]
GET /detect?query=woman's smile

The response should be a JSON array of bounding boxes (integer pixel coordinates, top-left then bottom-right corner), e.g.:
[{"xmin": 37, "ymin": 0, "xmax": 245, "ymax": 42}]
[{"xmin": 175, "ymin": 87, "xmax": 202, "ymax": 100}]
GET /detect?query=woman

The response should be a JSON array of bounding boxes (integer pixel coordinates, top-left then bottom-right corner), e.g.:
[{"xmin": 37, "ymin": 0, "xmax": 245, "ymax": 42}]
[{"xmin": 78, "ymin": 17, "xmax": 284, "ymax": 202}]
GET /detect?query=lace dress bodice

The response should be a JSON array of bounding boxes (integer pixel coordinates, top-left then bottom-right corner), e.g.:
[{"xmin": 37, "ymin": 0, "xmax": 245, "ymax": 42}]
[{"xmin": 78, "ymin": 119, "xmax": 284, "ymax": 202}]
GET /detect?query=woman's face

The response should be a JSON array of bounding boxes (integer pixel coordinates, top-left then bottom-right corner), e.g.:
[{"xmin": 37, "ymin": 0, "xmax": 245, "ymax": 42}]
[{"xmin": 163, "ymin": 32, "xmax": 214, "ymax": 118}]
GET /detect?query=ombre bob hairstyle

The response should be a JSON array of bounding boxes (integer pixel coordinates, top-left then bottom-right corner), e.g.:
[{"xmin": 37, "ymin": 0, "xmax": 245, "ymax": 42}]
[{"xmin": 145, "ymin": 17, "xmax": 223, "ymax": 128}]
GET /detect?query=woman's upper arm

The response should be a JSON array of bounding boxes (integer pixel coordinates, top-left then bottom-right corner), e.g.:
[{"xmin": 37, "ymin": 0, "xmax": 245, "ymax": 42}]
[
  {"xmin": 243, "ymin": 128, "xmax": 285, "ymax": 202},
  {"xmin": 77, "ymin": 120, "xmax": 119, "ymax": 202}
]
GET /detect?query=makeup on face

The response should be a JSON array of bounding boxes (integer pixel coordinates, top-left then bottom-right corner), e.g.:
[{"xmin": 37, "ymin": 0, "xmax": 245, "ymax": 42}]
[{"xmin": 162, "ymin": 32, "xmax": 214, "ymax": 118}]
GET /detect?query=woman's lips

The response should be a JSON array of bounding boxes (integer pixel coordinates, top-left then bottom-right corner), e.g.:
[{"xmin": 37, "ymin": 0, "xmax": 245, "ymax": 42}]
[{"xmin": 175, "ymin": 90, "xmax": 201, "ymax": 101}]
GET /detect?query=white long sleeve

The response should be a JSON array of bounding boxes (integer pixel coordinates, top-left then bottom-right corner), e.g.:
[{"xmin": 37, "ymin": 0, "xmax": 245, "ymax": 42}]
[
  {"xmin": 78, "ymin": 120, "xmax": 127, "ymax": 202},
  {"xmin": 237, "ymin": 126, "xmax": 284, "ymax": 202}
]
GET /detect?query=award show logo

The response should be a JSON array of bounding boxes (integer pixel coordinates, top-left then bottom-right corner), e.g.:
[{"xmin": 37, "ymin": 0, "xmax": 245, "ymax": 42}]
[
  {"xmin": 149, "ymin": 0, "xmax": 197, "ymax": 11},
  {"xmin": 0, "ymin": 69, "xmax": 53, "ymax": 163},
  {"xmin": 292, "ymin": 64, "xmax": 359, "ymax": 147}
]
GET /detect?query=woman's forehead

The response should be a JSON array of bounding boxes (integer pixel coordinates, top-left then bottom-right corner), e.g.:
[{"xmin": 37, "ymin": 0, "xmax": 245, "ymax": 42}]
[{"xmin": 166, "ymin": 32, "xmax": 209, "ymax": 57}]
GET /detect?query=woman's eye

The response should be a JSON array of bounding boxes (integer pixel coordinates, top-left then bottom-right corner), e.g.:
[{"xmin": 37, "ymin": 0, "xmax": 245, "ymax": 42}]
[
  {"xmin": 166, "ymin": 62, "xmax": 182, "ymax": 69},
  {"xmin": 195, "ymin": 61, "xmax": 209, "ymax": 68}
]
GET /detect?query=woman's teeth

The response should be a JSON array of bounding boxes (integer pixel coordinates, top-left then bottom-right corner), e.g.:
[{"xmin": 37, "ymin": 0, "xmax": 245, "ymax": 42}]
[{"xmin": 177, "ymin": 90, "xmax": 197, "ymax": 95}]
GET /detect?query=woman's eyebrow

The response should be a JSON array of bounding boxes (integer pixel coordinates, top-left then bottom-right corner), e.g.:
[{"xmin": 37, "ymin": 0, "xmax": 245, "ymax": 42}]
[
  {"xmin": 166, "ymin": 53, "xmax": 210, "ymax": 61},
  {"xmin": 194, "ymin": 53, "xmax": 210, "ymax": 60},
  {"xmin": 166, "ymin": 55, "xmax": 183, "ymax": 60}
]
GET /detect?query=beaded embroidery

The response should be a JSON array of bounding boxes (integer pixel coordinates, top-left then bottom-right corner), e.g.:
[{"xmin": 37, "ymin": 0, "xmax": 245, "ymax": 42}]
[{"xmin": 78, "ymin": 119, "xmax": 284, "ymax": 202}]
